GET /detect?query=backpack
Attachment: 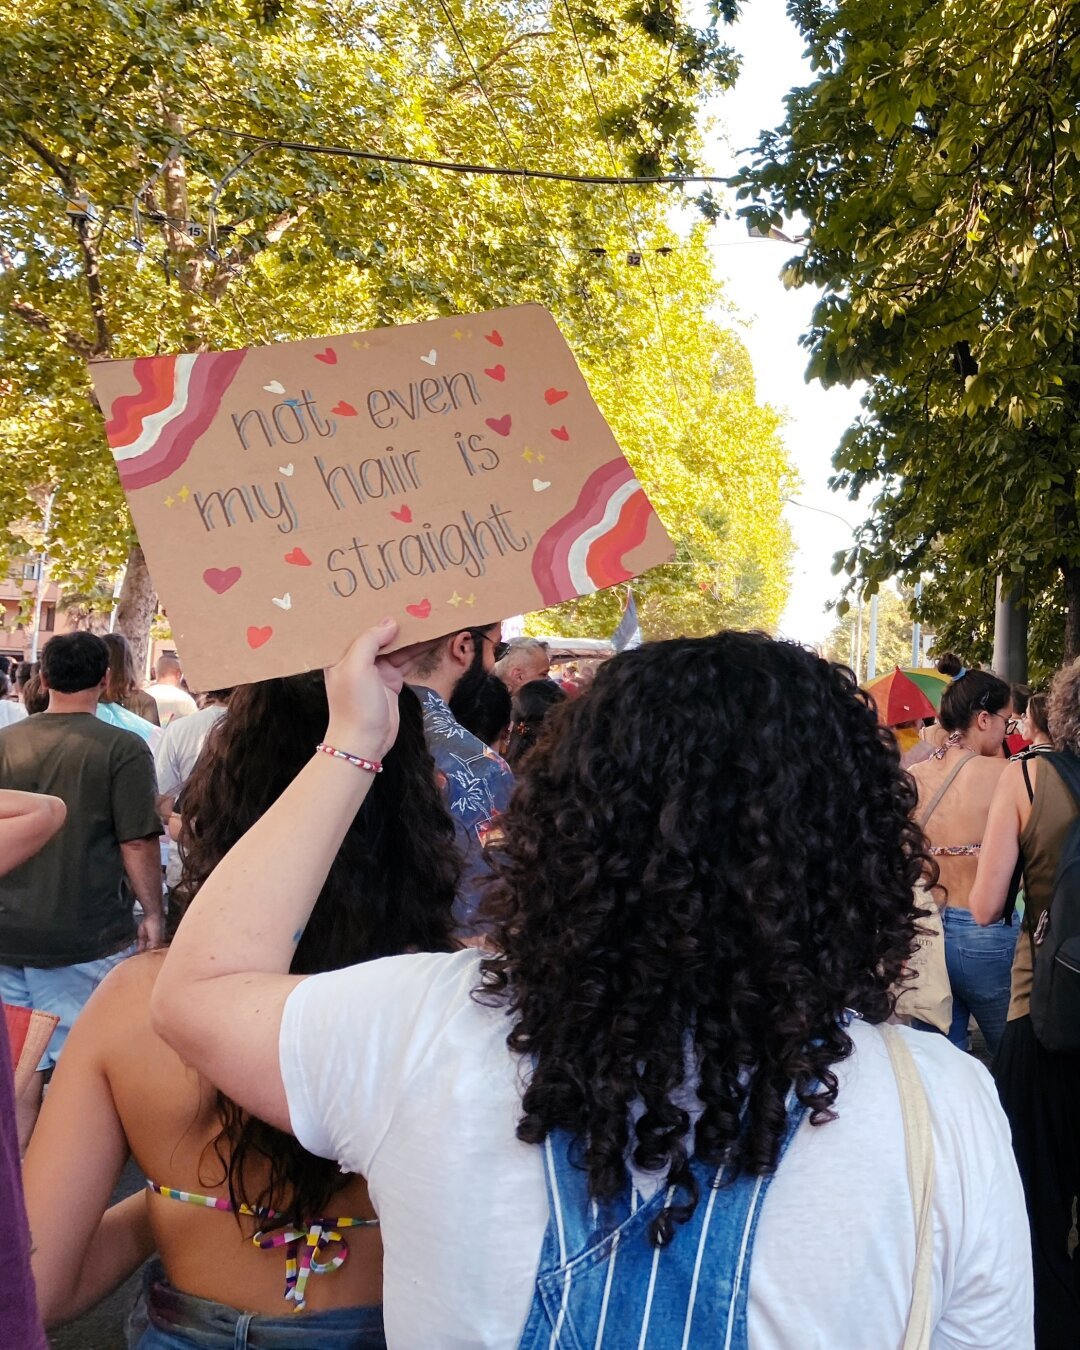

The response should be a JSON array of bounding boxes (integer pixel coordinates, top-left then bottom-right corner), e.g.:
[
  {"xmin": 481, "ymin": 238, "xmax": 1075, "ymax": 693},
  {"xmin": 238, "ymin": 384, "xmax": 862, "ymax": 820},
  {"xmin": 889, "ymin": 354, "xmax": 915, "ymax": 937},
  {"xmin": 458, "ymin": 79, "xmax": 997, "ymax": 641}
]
[{"xmin": 1029, "ymin": 751, "xmax": 1080, "ymax": 1052}]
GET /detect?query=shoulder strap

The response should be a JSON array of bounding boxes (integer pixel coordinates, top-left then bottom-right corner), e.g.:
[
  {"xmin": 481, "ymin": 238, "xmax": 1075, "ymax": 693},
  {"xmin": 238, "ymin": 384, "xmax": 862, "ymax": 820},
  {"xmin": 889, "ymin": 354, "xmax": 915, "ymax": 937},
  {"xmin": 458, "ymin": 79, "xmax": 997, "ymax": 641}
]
[
  {"xmin": 1021, "ymin": 757, "xmax": 1035, "ymax": 804},
  {"xmin": 1046, "ymin": 752, "xmax": 1080, "ymax": 811},
  {"xmin": 879, "ymin": 1025, "xmax": 934, "ymax": 1350},
  {"xmin": 917, "ymin": 751, "xmax": 977, "ymax": 829}
]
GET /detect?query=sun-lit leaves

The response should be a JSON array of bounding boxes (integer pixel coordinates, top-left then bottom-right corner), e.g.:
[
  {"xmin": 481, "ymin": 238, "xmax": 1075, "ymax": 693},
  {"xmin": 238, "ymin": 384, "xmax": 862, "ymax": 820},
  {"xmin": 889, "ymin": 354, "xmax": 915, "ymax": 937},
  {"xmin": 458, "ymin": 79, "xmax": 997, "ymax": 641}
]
[
  {"xmin": 0, "ymin": 0, "xmax": 791, "ymax": 654},
  {"xmin": 735, "ymin": 0, "xmax": 1080, "ymax": 670}
]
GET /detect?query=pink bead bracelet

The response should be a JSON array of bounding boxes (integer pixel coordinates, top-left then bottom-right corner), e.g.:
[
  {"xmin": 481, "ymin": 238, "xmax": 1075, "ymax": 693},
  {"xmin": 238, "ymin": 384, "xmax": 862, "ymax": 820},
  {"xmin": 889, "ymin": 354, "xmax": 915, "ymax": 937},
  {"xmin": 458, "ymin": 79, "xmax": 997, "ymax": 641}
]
[{"xmin": 315, "ymin": 743, "xmax": 383, "ymax": 774}]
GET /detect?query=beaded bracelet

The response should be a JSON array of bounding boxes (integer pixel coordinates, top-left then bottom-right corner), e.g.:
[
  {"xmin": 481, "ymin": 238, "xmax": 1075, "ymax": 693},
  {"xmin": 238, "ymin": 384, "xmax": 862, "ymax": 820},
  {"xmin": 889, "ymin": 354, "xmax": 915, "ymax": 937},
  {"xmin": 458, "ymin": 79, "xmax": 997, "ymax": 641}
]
[{"xmin": 315, "ymin": 743, "xmax": 383, "ymax": 774}]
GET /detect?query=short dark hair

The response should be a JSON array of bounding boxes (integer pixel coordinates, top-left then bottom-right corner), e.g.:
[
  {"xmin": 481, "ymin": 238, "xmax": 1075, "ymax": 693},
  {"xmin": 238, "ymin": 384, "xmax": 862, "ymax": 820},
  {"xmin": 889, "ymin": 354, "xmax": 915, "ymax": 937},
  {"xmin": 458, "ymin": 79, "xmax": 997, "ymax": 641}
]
[
  {"xmin": 453, "ymin": 673, "xmax": 512, "ymax": 748},
  {"xmin": 40, "ymin": 632, "xmax": 109, "ymax": 694},
  {"xmin": 0, "ymin": 656, "xmax": 10, "ymax": 677}
]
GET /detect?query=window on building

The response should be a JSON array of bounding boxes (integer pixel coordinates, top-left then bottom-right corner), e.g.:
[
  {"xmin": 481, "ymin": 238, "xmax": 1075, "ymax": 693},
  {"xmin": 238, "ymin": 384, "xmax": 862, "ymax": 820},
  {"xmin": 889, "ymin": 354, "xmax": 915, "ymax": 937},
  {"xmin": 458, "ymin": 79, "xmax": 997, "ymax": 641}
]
[{"xmin": 41, "ymin": 604, "xmax": 55, "ymax": 633}]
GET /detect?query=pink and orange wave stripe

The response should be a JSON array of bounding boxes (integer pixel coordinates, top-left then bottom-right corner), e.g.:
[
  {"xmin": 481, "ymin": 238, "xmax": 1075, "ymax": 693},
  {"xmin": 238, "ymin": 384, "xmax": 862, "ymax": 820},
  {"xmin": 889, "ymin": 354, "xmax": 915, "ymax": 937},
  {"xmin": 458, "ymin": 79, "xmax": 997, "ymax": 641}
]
[
  {"xmin": 105, "ymin": 349, "xmax": 246, "ymax": 491},
  {"xmin": 532, "ymin": 458, "xmax": 656, "ymax": 606}
]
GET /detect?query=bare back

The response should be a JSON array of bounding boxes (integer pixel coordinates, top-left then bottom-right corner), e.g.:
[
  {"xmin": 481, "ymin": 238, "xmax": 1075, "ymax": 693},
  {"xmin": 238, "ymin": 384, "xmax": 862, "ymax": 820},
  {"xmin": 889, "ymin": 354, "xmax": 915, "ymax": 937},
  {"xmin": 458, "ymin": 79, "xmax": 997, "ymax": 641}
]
[
  {"xmin": 909, "ymin": 749, "xmax": 1007, "ymax": 909},
  {"xmin": 26, "ymin": 952, "xmax": 381, "ymax": 1316}
]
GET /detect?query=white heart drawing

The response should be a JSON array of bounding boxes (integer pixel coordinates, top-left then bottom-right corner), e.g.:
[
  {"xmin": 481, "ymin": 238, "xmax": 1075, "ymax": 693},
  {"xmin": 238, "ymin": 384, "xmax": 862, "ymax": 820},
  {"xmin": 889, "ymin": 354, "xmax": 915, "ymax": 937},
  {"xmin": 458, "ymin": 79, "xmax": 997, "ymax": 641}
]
[
  {"xmin": 264, "ymin": 380, "xmax": 285, "ymax": 394},
  {"xmin": 278, "ymin": 463, "xmax": 295, "ymax": 476},
  {"xmin": 272, "ymin": 593, "xmax": 292, "ymax": 611},
  {"xmin": 532, "ymin": 478, "xmax": 551, "ymax": 492},
  {"xmin": 420, "ymin": 350, "xmax": 437, "ymax": 366}
]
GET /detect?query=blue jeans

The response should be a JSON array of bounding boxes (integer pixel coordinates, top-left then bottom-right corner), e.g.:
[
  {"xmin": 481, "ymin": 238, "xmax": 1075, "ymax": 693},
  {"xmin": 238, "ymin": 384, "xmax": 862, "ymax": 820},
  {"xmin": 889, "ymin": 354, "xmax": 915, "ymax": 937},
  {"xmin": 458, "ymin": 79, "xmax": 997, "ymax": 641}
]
[
  {"xmin": 135, "ymin": 1262, "xmax": 386, "ymax": 1349},
  {"xmin": 0, "ymin": 944, "xmax": 135, "ymax": 1069},
  {"xmin": 915, "ymin": 906, "xmax": 1018, "ymax": 1055}
]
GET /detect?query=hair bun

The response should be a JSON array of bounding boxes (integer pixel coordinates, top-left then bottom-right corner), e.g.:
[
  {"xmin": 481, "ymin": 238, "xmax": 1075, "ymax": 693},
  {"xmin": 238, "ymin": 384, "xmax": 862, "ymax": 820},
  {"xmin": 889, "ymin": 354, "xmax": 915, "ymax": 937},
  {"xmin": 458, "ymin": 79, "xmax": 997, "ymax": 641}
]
[{"xmin": 935, "ymin": 652, "xmax": 965, "ymax": 677}]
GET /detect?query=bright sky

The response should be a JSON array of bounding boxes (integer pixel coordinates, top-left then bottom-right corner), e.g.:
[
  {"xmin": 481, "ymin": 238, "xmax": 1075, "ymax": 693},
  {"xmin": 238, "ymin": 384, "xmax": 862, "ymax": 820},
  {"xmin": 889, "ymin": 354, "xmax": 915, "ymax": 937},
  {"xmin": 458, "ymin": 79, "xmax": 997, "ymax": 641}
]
[{"xmin": 703, "ymin": 0, "xmax": 864, "ymax": 646}]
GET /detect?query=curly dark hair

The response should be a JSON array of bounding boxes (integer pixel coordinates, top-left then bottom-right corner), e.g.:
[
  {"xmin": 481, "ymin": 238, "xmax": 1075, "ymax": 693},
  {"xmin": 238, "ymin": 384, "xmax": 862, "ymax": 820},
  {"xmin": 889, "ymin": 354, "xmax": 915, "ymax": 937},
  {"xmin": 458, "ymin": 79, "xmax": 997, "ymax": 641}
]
[
  {"xmin": 176, "ymin": 674, "xmax": 459, "ymax": 1231},
  {"xmin": 477, "ymin": 632, "xmax": 932, "ymax": 1245}
]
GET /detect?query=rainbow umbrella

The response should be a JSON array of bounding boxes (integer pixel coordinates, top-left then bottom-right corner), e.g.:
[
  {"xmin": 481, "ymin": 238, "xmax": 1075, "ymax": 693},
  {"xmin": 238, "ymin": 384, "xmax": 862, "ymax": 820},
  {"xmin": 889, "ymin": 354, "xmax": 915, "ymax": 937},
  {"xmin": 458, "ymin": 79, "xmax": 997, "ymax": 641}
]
[
  {"xmin": 898, "ymin": 667, "xmax": 951, "ymax": 711},
  {"xmin": 864, "ymin": 668, "xmax": 937, "ymax": 726}
]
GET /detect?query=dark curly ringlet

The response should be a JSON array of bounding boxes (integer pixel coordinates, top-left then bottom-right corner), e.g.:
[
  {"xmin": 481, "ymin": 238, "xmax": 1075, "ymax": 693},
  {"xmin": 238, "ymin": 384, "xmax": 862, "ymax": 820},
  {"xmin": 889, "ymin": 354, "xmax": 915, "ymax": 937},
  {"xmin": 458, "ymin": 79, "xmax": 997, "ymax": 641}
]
[
  {"xmin": 477, "ymin": 632, "xmax": 932, "ymax": 1246},
  {"xmin": 176, "ymin": 674, "xmax": 459, "ymax": 1232}
]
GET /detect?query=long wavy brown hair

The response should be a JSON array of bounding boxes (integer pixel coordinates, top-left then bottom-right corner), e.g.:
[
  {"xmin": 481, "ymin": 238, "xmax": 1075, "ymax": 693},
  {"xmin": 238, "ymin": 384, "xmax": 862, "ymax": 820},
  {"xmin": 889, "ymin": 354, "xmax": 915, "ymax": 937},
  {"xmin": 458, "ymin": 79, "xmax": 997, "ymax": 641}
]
[
  {"xmin": 478, "ymin": 631, "xmax": 932, "ymax": 1245},
  {"xmin": 176, "ymin": 674, "xmax": 459, "ymax": 1229}
]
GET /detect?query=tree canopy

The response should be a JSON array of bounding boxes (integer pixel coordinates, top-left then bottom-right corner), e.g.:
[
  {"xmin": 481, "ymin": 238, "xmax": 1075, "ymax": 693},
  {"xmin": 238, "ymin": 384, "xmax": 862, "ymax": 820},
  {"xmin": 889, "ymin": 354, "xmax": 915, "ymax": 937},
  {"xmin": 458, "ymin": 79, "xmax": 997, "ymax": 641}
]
[
  {"xmin": 0, "ymin": 0, "xmax": 793, "ymax": 664},
  {"xmin": 736, "ymin": 0, "xmax": 1080, "ymax": 677},
  {"xmin": 823, "ymin": 582, "xmax": 918, "ymax": 681}
]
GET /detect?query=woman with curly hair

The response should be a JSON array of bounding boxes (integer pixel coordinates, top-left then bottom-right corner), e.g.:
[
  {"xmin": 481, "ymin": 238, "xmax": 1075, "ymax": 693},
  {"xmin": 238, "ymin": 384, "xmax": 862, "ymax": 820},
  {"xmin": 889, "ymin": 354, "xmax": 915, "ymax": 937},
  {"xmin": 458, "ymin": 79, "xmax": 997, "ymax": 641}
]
[
  {"xmin": 22, "ymin": 672, "xmax": 458, "ymax": 1347},
  {"xmin": 153, "ymin": 622, "xmax": 1031, "ymax": 1348},
  {"xmin": 971, "ymin": 661, "xmax": 1080, "ymax": 1345}
]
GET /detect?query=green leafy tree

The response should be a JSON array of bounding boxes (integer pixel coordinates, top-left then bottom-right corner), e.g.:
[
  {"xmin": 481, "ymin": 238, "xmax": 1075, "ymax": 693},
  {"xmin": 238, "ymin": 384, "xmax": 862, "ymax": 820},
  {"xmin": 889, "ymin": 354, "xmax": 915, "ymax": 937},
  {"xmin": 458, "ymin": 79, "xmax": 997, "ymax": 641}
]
[
  {"xmin": 735, "ymin": 0, "xmax": 1080, "ymax": 671},
  {"xmin": 823, "ymin": 583, "xmax": 919, "ymax": 681},
  {"xmin": 0, "ymin": 0, "xmax": 790, "ymax": 667}
]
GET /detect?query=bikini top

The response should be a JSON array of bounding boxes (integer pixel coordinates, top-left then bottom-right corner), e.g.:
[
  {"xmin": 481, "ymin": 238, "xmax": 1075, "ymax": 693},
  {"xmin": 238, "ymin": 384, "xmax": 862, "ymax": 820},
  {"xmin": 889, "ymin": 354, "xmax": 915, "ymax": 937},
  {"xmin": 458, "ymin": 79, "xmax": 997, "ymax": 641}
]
[{"xmin": 147, "ymin": 1181, "xmax": 378, "ymax": 1311}]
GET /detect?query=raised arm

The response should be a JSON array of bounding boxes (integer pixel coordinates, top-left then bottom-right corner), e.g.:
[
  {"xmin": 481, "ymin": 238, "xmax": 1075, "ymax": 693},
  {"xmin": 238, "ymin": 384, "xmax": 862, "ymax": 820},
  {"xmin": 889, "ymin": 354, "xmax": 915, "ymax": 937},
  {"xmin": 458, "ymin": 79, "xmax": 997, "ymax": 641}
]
[
  {"xmin": 969, "ymin": 762, "xmax": 1027, "ymax": 925},
  {"xmin": 0, "ymin": 789, "xmax": 65, "ymax": 875},
  {"xmin": 150, "ymin": 619, "xmax": 401, "ymax": 1131}
]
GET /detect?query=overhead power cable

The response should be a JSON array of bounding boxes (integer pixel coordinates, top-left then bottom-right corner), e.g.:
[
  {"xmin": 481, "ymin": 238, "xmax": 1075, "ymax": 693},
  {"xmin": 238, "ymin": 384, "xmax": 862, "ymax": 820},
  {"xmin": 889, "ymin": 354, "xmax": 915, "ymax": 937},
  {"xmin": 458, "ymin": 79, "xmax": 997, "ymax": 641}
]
[{"xmin": 197, "ymin": 125, "xmax": 724, "ymax": 188}]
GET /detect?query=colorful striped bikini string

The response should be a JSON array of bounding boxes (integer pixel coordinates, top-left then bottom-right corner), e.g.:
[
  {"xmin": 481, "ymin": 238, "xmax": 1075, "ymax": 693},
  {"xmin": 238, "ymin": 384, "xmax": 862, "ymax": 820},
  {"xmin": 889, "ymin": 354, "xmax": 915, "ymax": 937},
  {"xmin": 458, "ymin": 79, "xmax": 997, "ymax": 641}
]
[{"xmin": 147, "ymin": 1182, "xmax": 379, "ymax": 1310}]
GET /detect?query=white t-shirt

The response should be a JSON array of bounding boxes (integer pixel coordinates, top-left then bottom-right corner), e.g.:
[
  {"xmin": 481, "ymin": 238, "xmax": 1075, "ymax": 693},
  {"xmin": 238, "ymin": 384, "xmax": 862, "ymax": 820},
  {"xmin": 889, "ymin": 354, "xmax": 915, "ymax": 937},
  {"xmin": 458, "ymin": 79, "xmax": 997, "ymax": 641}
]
[
  {"xmin": 154, "ymin": 703, "xmax": 226, "ymax": 884},
  {"xmin": 0, "ymin": 700, "xmax": 27, "ymax": 727},
  {"xmin": 145, "ymin": 682, "xmax": 198, "ymax": 726},
  {"xmin": 280, "ymin": 949, "xmax": 1032, "ymax": 1350}
]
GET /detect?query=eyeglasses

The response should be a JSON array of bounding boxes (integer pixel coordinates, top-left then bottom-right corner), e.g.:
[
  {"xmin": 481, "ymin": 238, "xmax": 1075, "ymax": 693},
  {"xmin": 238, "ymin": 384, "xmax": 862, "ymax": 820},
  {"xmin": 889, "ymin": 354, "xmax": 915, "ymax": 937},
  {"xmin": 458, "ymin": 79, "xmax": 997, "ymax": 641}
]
[{"xmin": 467, "ymin": 629, "xmax": 506, "ymax": 661}]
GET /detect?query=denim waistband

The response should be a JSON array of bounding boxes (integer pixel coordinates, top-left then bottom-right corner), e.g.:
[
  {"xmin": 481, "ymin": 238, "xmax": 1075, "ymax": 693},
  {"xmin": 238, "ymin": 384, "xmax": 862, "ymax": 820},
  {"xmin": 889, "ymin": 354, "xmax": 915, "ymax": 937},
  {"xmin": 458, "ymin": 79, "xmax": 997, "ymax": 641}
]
[{"xmin": 142, "ymin": 1262, "xmax": 386, "ymax": 1349}]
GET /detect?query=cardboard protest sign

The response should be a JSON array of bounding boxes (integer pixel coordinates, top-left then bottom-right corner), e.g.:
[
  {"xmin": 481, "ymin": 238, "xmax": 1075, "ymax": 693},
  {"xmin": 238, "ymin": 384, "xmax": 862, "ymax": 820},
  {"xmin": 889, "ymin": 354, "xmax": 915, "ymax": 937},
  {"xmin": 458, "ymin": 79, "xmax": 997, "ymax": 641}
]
[{"xmin": 89, "ymin": 304, "xmax": 674, "ymax": 687}]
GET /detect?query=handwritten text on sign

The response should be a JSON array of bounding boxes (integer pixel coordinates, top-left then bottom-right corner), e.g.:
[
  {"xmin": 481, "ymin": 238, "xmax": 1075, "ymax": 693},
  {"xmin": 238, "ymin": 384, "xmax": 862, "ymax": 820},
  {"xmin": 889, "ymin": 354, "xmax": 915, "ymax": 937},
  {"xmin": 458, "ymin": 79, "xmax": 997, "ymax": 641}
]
[{"xmin": 90, "ymin": 305, "xmax": 673, "ymax": 686}]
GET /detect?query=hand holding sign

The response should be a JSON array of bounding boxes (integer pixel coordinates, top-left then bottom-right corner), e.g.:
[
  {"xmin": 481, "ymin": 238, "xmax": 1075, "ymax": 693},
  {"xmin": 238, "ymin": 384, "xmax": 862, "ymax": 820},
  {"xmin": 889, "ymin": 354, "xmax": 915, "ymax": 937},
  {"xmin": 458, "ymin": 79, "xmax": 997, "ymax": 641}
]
[{"xmin": 90, "ymin": 305, "xmax": 674, "ymax": 687}]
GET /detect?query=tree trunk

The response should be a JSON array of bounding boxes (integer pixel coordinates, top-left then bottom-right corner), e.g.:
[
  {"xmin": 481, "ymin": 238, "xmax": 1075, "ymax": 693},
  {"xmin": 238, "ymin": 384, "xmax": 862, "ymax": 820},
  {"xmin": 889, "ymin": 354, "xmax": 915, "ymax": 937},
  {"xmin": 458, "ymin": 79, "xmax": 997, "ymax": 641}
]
[
  {"xmin": 1064, "ymin": 560, "xmax": 1080, "ymax": 662},
  {"xmin": 115, "ymin": 544, "xmax": 158, "ymax": 678}
]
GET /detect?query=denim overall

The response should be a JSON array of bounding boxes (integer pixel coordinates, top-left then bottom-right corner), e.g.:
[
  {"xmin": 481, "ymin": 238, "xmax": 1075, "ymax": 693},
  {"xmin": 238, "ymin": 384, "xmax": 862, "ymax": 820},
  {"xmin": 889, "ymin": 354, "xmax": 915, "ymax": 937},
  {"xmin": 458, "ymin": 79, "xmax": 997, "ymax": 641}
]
[{"xmin": 517, "ymin": 1095, "xmax": 808, "ymax": 1350}]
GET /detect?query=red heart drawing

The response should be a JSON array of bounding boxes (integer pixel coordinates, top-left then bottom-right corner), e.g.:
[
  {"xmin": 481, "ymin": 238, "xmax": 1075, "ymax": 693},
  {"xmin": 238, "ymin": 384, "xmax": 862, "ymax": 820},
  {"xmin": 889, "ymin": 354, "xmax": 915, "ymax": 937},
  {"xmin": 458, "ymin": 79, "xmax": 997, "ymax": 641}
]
[
  {"xmin": 484, "ymin": 330, "xmax": 504, "ymax": 347},
  {"xmin": 551, "ymin": 426, "xmax": 570, "ymax": 441},
  {"xmin": 203, "ymin": 566, "xmax": 241, "ymax": 595},
  {"xmin": 314, "ymin": 348, "xmax": 337, "ymax": 364},
  {"xmin": 405, "ymin": 600, "xmax": 432, "ymax": 619},
  {"xmin": 247, "ymin": 625, "xmax": 273, "ymax": 649},
  {"xmin": 484, "ymin": 365, "xmax": 506, "ymax": 382},
  {"xmin": 391, "ymin": 504, "xmax": 413, "ymax": 524},
  {"xmin": 486, "ymin": 414, "xmax": 512, "ymax": 437},
  {"xmin": 284, "ymin": 547, "xmax": 312, "ymax": 567},
  {"xmin": 545, "ymin": 387, "xmax": 569, "ymax": 405},
  {"xmin": 331, "ymin": 400, "xmax": 357, "ymax": 416}
]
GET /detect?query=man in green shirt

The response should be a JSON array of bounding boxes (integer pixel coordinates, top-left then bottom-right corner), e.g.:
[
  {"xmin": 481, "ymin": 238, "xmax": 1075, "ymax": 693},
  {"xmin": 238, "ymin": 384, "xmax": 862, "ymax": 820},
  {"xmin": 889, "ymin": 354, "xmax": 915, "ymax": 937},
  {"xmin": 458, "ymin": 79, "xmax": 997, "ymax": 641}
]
[{"xmin": 0, "ymin": 632, "xmax": 164, "ymax": 1145}]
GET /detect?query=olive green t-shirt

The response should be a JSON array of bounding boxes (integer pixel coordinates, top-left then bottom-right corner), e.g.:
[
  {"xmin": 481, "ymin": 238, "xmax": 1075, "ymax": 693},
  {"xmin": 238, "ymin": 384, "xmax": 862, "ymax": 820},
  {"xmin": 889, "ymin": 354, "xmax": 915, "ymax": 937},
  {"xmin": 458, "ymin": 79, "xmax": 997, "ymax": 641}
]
[{"xmin": 0, "ymin": 713, "xmax": 161, "ymax": 967}]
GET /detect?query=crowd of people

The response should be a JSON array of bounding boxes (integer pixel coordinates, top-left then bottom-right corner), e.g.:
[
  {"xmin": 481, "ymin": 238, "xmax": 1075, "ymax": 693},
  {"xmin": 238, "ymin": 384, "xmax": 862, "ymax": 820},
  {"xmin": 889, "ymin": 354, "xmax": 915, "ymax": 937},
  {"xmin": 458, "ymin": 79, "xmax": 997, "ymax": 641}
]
[{"xmin": 0, "ymin": 621, "xmax": 1077, "ymax": 1347}]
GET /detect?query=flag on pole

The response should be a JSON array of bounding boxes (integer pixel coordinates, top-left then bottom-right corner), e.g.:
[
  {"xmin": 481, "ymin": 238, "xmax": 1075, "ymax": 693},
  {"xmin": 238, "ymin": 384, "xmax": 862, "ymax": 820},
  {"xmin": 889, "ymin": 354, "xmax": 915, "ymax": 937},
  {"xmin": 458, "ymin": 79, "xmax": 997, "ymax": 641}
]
[{"xmin": 611, "ymin": 589, "xmax": 642, "ymax": 652}]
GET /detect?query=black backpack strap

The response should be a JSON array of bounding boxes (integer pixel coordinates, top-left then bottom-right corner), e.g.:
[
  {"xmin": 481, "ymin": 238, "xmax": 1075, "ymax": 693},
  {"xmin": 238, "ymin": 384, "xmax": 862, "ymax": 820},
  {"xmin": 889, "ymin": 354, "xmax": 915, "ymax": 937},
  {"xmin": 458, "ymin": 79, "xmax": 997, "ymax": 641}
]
[
  {"xmin": 1022, "ymin": 757, "xmax": 1035, "ymax": 803},
  {"xmin": 1047, "ymin": 752, "xmax": 1080, "ymax": 811}
]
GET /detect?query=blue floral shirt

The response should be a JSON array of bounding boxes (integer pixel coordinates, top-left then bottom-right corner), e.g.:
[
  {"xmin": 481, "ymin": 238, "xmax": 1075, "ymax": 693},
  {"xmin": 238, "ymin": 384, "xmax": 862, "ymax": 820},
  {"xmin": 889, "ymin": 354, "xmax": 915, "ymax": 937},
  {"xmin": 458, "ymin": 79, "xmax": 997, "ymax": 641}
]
[{"xmin": 413, "ymin": 686, "xmax": 515, "ymax": 935}]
